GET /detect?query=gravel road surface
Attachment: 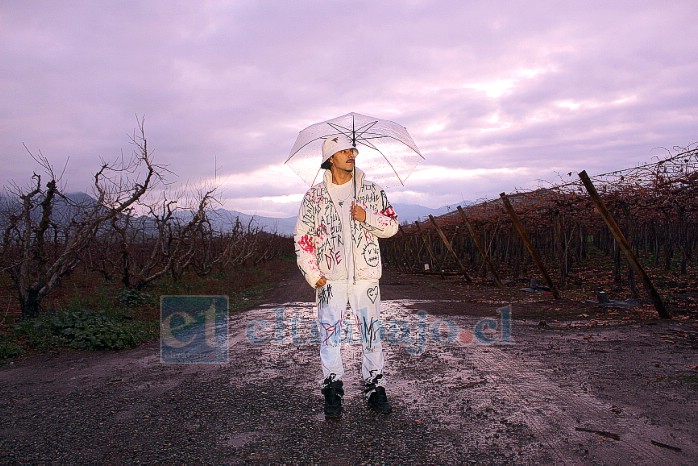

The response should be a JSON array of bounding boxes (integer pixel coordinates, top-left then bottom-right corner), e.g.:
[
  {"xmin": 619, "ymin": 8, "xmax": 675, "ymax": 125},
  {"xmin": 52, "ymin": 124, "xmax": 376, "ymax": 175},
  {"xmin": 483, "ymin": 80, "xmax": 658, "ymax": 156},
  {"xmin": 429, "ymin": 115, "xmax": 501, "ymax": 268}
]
[{"xmin": 1, "ymin": 271, "xmax": 697, "ymax": 463}]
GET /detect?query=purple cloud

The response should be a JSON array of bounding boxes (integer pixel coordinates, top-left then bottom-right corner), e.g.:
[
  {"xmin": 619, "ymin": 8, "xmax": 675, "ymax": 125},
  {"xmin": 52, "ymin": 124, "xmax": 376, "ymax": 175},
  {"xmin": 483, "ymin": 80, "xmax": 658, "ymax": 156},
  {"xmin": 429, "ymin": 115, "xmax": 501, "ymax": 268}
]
[{"xmin": 1, "ymin": 0, "xmax": 696, "ymax": 217}]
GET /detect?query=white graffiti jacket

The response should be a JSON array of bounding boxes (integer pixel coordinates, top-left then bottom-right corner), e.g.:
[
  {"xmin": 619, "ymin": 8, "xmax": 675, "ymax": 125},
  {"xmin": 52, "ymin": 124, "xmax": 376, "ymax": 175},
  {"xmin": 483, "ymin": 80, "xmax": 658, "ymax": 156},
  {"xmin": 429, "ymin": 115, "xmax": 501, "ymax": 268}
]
[{"xmin": 294, "ymin": 168, "xmax": 399, "ymax": 288}]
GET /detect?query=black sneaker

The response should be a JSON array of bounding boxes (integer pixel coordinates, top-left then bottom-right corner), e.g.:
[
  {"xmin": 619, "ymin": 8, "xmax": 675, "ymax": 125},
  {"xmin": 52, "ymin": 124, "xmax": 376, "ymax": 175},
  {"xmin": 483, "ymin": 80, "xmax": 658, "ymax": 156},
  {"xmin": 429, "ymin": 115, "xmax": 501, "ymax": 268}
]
[
  {"xmin": 321, "ymin": 375, "xmax": 344, "ymax": 418},
  {"xmin": 367, "ymin": 386, "xmax": 392, "ymax": 414},
  {"xmin": 364, "ymin": 373, "xmax": 392, "ymax": 414}
]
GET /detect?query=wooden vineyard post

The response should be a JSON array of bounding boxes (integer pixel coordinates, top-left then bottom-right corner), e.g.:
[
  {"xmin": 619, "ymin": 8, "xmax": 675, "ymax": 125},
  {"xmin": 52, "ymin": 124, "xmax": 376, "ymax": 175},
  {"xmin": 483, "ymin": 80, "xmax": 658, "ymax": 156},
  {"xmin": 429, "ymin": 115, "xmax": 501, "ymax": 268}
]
[
  {"xmin": 398, "ymin": 225, "xmax": 418, "ymax": 272},
  {"xmin": 456, "ymin": 206, "xmax": 504, "ymax": 288},
  {"xmin": 386, "ymin": 239, "xmax": 406, "ymax": 273},
  {"xmin": 500, "ymin": 193, "xmax": 561, "ymax": 299},
  {"xmin": 428, "ymin": 215, "xmax": 473, "ymax": 282},
  {"xmin": 414, "ymin": 221, "xmax": 444, "ymax": 278},
  {"xmin": 578, "ymin": 170, "xmax": 670, "ymax": 318}
]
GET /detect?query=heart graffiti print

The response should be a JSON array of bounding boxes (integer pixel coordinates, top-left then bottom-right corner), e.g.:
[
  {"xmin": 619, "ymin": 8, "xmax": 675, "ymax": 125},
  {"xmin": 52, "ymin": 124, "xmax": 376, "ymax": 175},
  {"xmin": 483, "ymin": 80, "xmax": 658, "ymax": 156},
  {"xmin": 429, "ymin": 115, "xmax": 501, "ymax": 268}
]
[{"xmin": 367, "ymin": 286, "xmax": 379, "ymax": 303}]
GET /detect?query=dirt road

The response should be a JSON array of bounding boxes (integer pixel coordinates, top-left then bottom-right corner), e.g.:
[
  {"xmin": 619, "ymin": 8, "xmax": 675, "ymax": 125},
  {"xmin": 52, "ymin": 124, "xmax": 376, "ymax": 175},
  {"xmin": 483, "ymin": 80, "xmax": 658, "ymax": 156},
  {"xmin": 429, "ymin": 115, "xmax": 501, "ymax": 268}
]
[{"xmin": 1, "ymin": 270, "xmax": 697, "ymax": 463}]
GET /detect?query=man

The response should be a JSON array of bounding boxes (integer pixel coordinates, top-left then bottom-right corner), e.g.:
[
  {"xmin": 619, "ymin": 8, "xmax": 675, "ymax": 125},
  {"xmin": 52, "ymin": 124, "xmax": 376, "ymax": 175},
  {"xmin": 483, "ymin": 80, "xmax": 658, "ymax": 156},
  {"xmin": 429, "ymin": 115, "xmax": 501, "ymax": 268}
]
[{"xmin": 294, "ymin": 134, "xmax": 399, "ymax": 418}]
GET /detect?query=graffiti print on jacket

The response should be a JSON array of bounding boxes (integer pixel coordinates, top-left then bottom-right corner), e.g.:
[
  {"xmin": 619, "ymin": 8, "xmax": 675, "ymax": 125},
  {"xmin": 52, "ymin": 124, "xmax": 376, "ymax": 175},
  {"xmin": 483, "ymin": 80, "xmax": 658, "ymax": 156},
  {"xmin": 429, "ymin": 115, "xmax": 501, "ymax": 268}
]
[{"xmin": 294, "ymin": 168, "xmax": 399, "ymax": 287}]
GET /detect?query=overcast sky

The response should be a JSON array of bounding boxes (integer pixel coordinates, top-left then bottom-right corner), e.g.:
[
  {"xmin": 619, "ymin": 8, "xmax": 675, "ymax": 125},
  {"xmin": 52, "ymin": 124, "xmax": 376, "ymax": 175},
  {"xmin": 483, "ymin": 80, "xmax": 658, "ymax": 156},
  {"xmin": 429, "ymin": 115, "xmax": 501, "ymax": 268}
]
[{"xmin": 1, "ymin": 0, "xmax": 696, "ymax": 218}]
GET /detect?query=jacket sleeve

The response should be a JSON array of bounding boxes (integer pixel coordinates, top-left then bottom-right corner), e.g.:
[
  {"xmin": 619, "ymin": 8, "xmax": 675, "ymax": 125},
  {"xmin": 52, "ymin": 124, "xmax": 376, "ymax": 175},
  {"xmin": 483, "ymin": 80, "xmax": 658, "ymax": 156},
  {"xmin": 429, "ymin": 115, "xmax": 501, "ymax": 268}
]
[
  {"xmin": 361, "ymin": 187, "xmax": 399, "ymax": 239},
  {"xmin": 294, "ymin": 191, "xmax": 324, "ymax": 288}
]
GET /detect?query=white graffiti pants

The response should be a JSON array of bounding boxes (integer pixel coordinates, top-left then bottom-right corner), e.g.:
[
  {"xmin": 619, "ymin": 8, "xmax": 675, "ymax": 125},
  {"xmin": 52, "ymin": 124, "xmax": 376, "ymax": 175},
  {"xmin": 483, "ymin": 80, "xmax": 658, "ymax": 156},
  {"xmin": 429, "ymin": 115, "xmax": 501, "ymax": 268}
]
[{"xmin": 316, "ymin": 280, "xmax": 385, "ymax": 385}]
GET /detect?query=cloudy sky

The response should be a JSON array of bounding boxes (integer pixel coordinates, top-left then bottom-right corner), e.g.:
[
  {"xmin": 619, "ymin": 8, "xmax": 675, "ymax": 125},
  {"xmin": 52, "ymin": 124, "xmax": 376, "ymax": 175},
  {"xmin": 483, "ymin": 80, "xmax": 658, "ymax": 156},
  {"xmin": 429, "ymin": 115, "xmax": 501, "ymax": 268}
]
[{"xmin": 1, "ymin": 0, "xmax": 696, "ymax": 218}]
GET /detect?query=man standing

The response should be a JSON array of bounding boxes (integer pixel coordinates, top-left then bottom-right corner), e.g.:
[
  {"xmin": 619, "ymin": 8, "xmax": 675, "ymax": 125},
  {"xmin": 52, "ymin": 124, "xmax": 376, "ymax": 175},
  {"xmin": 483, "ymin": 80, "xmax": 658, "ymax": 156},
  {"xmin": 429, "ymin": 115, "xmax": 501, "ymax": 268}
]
[{"xmin": 294, "ymin": 134, "xmax": 399, "ymax": 418}]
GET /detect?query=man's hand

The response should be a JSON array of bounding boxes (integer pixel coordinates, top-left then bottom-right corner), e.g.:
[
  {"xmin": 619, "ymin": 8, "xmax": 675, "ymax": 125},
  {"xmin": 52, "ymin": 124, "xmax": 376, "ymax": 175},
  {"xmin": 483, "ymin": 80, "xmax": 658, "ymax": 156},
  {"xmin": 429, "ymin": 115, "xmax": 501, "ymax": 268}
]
[
  {"xmin": 351, "ymin": 202, "xmax": 366, "ymax": 222},
  {"xmin": 316, "ymin": 276, "xmax": 327, "ymax": 288}
]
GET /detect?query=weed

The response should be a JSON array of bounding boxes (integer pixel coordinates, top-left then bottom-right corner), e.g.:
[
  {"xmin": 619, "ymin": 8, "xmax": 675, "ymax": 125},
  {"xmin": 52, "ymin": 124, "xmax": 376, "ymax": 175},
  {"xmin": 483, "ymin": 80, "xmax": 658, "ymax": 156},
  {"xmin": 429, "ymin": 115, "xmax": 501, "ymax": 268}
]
[
  {"xmin": 117, "ymin": 289, "xmax": 155, "ymax": 307},
  {"xmin": 0, "ymin": 336, "xmax": 23, "ymax": 361},
  {"xmin": 14, "ymin": 309, "xmax": 157, "ymax": 351}
]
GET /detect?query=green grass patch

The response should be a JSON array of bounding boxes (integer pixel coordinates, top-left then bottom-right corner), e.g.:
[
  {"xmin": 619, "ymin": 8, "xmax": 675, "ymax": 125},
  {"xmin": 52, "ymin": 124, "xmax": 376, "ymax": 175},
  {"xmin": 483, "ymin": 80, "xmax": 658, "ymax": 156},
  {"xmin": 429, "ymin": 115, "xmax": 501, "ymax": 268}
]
[
  {"xmin": 0, "ymin": 335, "xmax": 24, "ymax": 361},
  {"xmin": 14, "ymin": 309, "xmax": 158, "ymax": 352},
  {"xmin": 0, "ymin": 255, "xmax": 297, "ymax": 361}
]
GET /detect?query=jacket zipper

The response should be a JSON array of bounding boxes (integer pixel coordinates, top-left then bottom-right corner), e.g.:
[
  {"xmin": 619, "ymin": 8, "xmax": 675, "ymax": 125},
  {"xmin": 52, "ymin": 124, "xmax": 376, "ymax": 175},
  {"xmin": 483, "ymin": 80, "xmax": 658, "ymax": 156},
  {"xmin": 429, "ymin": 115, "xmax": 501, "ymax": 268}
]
[{"xmin": 326, "ymin": 184, "xmax": 353, "ymax": 284}]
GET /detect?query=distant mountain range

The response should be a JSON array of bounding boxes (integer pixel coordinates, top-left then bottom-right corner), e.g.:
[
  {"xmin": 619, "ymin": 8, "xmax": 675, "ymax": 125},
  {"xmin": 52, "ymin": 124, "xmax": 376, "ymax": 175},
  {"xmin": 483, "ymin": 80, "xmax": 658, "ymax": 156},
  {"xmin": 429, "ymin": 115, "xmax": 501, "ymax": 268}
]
[
  {"xmin": 211, "ymin": 202, "xmax": 469, "ymax": 237},
  {"xmin": 206, "ymin": 209, "xmax": 297, "ymax": 236},
  {"xmin": 0, "ymin": 191, "xmax": 468, "ymax": 237}
]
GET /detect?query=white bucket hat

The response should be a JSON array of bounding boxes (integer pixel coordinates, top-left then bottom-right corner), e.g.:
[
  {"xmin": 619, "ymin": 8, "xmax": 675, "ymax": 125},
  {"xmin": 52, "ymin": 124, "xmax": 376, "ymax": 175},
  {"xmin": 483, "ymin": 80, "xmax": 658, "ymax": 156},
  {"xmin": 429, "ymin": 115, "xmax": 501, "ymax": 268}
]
[{"xmin": 321, "ymin": 134, "xmax": 358, "ymax": 164}]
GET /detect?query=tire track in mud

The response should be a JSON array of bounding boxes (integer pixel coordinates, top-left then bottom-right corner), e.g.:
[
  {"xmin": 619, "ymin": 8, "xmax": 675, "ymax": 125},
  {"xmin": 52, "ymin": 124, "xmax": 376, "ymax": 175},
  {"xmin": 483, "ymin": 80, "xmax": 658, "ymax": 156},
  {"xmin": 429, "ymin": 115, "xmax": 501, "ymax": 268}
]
[
  {"xmin": 394, "ymin": 304, "xmax": 697, "ymax": 464},
  {"xmin": 464, "ymin": 343, "xmax": 692, "ymax": 463}
]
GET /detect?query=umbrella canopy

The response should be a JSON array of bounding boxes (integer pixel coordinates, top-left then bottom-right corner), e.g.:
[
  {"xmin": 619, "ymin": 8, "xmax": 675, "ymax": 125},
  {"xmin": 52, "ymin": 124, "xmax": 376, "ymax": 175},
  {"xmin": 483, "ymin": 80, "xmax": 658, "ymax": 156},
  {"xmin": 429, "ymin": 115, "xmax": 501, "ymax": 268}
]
[{"xmin": 285, "ymin": 112, "xmax": 425, "ymax": 188}]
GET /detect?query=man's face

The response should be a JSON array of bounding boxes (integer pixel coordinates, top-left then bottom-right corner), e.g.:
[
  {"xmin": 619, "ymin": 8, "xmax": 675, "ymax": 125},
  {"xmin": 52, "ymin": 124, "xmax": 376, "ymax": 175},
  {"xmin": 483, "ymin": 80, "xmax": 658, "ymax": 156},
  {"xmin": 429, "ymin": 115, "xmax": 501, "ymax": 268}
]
[{"xmin": 329, "ymin": 149, "xmax": 356, "ymax": 172}]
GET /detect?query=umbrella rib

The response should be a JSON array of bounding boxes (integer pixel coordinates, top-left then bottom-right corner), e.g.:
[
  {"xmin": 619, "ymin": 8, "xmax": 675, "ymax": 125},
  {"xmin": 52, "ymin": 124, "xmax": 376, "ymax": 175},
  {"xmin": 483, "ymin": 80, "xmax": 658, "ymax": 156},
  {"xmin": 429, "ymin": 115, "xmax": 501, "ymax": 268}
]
[
  {"xmin": 355, "ymin": 135, "xmax": 426, "ymax": 160},
  {"xmin": 373, "ymin": 145, "xmax": 406, "ymax": 186},
  {"xmin": 353, "ymin": 126, "xmax": 426, "ymax": 159},
  {"xmin": 353, "ymin": 121, "xmax": 379, "ymax": 142},
  {"xmin": 284, "ymin": 133, "xmax": 343, "ymax": 164},
  {"xmin": 327, "ymin": 120, "xmax": 382, "ymax": 146},
  {"xmin": 286, "ymin": 114, "xmax": 425, "ymax": 188},
  {"xmin": 327, "ymin": 118, "xmax": 379, "ymax": 141},
  {"xmin": 326, "ymin": 122, "xmax": 355, "ymax": 139}
]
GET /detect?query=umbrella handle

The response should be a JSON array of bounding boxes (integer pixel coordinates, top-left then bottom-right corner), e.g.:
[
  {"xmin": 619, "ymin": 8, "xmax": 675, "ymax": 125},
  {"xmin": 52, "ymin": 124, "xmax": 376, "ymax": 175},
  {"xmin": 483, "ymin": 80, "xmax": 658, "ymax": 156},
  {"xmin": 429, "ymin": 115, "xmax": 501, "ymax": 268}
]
[
  {"xmin": 352, "ymin": 164, "xmax": 356, "ymax": 285},
  {"xmin": 353, "ymin": 165, "xmax": 356, "ymax": 200}
]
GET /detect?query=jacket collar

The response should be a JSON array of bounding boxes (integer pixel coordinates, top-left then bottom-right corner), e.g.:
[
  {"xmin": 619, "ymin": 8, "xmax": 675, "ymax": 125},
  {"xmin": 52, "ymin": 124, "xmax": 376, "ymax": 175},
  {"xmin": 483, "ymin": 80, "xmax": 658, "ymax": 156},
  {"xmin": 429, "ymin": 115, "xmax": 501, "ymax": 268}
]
[{"xmin": 322, "ymin": 166, "xmax": 365, "ymax": 191}]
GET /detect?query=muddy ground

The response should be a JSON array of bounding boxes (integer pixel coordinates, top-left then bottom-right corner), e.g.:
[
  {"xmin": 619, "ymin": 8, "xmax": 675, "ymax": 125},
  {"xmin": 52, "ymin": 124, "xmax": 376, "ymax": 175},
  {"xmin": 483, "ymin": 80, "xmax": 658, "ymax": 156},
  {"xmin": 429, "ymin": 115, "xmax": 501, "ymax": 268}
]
[{"xmin": 1, "ymin": 268, "xmax": 697, "ymax": 464}]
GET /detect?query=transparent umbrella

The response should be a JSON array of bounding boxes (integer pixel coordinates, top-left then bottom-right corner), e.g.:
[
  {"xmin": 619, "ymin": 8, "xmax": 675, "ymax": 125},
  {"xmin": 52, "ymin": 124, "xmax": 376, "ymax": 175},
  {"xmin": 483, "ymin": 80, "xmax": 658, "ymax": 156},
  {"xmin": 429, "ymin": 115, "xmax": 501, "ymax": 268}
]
[{"xmin": 285, "ymin": 112, "xmax": 425, "ymax": 188}]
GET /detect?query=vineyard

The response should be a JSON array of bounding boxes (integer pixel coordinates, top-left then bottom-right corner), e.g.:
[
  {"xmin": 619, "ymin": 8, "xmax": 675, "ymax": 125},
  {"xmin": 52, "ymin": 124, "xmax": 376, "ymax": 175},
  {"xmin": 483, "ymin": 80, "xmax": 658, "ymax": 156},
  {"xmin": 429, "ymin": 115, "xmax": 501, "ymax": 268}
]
[
  {"xmin": 384, "ymin": 146, "xmax": 698, "ymax": 318},
  {"xmin": 2, "ymin": 127, "xmax": 696, "ymax": 337},
  {"xmin": 0, "ymin": 124, "xmax": 293, "ymax": 325}
]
